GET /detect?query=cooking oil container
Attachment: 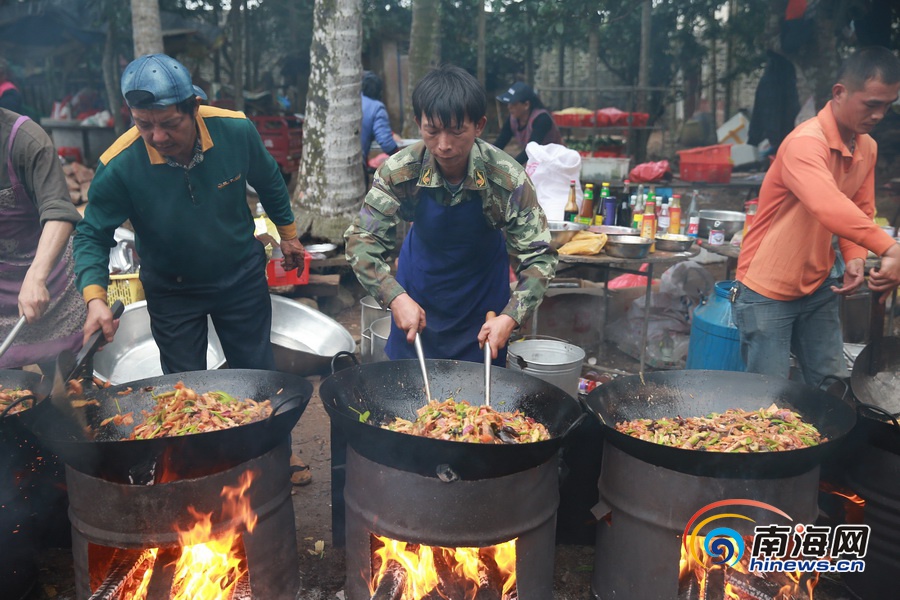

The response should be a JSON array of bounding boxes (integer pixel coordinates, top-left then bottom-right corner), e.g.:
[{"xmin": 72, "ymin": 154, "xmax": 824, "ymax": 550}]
[{"xmin": 686, "ymin": 280, "xmax": 746, "ymax": 371}]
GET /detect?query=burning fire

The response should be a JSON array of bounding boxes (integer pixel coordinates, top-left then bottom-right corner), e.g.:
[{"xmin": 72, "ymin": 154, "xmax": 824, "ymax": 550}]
[
  {"xmin": 679, "ymin": 533, "xmax": 818, "ymax": 600},
  {"xmin": 370, "ymin": 535, "xmax": 517, "ymax": 599},
  {"xmin": 108, "ymin": 470, "xmax": 257, "ymax": 599},
  {"xmin": 819, "ymin": 481, "xmax": 866, "ymax": 524}
]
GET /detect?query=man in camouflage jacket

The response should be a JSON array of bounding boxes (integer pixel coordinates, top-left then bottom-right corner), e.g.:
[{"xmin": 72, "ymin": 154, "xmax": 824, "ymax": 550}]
[{"xmin": 344, "ymin": 65, "xmax": 557, "ymax": 365}]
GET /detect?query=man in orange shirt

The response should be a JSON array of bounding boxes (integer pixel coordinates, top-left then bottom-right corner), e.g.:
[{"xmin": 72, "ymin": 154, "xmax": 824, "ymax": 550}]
[{"xmin": 734, "ymin": 46, "xmax": 900, "ymax": 385}]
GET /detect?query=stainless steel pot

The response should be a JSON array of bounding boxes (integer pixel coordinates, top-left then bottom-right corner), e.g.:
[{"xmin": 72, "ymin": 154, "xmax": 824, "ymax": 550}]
[
  {"xmin": 360, "ymin": 295, "xmax": 390, "ymax": 360},
  {"xmin": 698, "ymin": 210, "xmax": 745, "ymax": 240}
]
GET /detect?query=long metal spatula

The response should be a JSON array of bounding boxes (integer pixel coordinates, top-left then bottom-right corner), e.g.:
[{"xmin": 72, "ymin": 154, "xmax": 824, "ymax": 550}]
[
  {"xmin": 414, "ymin": 332, "xmax": 432, "ymax": 402},
  {"xmin": 48, "ymin": 300, "xmax": 125, "ymax": 437},
  {"xmin": 484, "ymin": 311, "xmax": 496, "ymax": 407},
  {"xmin": 0, "ymin": 314, "xmax": 26, "ymax": 359}
]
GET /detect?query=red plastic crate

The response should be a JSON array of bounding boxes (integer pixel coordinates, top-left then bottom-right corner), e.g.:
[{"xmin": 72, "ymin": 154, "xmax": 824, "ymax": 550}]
[
  {"xmin": 266, "ymin": 251, "xmax": 312, "ymax": 286},
  {"xmin": 677, "ymin": 144, "xmax": 731, "ymax": 164},
  {"xmin": 679, "ymin": 161, "xmax": 733, "ymax": 183}
]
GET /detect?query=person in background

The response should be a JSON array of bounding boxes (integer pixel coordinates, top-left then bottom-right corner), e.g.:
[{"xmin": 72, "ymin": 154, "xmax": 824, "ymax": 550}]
[
  {"xmin": 733, "ymin": 46, "xmax": 900, "ymax": 386},
  {"xmin": 360, "ymin": 71, "xmax": 400, "ymax": 164},
  {"xmin": 0, "ymin": 108, "xmax": 85, "ymax": 373},
  {"xmin": 0, "ymin": 58, "xmax": 23, "ymax": 114},
  {"xmin": 493, "ymin": 81, "xmax": 562, "ymax": 164},
  {"xmin": 73, "ymin": 54, "xmax": 311, "ymax": 485},
  {"xmin": 345, "ymin": 64, "xmax": 557, "ymax": 366}
]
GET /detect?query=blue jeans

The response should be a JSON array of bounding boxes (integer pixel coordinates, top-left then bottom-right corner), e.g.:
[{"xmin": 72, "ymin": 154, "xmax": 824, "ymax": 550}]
[{"xmin": 732, "ymin": 280, "xmax": 846, "ymax": 386}]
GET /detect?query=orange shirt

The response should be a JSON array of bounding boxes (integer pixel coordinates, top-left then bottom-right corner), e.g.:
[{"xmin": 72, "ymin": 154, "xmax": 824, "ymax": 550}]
[{"xmin": 737, "ymin": 101, "xmax": 895, "ymax": 301}]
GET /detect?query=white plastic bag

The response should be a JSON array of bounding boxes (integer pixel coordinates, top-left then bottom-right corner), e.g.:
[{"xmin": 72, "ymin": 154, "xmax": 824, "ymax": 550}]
[{"xmin": 525, "ymin": 142, "xmax": 582, "ymax": 221}]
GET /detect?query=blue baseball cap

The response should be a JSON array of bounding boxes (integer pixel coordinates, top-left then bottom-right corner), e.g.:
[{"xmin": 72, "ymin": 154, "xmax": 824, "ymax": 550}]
[
  {"xmin": 121, "ymin": 54, "xmax": 208, "ymax": 109},
  {"xmin": 497, "ymin": 81, "xmax": 535, "ymax": 104}
]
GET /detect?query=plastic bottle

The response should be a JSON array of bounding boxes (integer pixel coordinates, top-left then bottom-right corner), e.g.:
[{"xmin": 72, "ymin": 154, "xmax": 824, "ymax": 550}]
[
  {"xmin": 685, "ymin": 189, "xmax": 700, "ymax": 239},
  {"xmin": 741, "ymin": 199, "xmax": 759, "ymax": 245},
  {"xmin": 668, "ymin": 194, "xmax": 682, "ymax": 234},
  {"xmin": 658, "ymin": 198, "xmax": 670, "ymax": 235},
  {"xmin": 578, "ymin": 183, "xmax": 595, "ymax": 225},
  {"xmin": 564, "ymin": 180, "xmax": 579, "ymax": 222},
  {"xmin": 631, "ymin": 184, "xmax": 645, "ymax": 231},
  {"xmin": 640, "ymin": 200, "xmax": 657, "ymax": 252}
]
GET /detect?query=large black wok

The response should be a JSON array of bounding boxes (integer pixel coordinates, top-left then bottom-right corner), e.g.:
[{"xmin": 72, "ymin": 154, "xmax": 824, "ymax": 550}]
[
  {"xmin": 320, "ymin": 357, "xmax": 585, "ymax": 480},
  {"xmin": 20, "ymin": 369, "xmax": 312, "ymax": 483},
  {"xmin": 583, "ymin": 370, "xmax": 857, "ymax": 478}
]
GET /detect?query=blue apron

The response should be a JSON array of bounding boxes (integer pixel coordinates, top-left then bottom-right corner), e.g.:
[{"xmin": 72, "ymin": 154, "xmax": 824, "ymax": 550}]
[{"xmin": 386, "ymin": 188, "xmax": 510, "ymax": 365}]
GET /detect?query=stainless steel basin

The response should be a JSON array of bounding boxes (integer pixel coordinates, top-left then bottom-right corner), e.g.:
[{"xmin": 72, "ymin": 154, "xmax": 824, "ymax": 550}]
[
  {"xmin": 92, "ymin": 301, "xmax": 225, "ymax": 384},
  {"xmin": 270, "ymin": 295, "xmax": 356, "ymax": 375}
]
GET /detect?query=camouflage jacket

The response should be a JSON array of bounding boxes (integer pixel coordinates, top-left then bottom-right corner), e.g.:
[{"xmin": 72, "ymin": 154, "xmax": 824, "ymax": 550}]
[{"xmin": 344, "ymin": 138, "xmax": 557, "ymax": 326}]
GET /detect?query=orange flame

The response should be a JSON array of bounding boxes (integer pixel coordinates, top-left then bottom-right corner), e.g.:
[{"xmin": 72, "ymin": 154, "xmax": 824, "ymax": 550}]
[
  {"xmin": 120, "ymin": 470, "xmax": 257, "ymax": 599},
  {"xmin": 679, "ymin": 533, "xmax": 818, "ymax": 600},
  {"xmin": 370, "ymin": 535, "xmax": 517, "ymax": 599}
]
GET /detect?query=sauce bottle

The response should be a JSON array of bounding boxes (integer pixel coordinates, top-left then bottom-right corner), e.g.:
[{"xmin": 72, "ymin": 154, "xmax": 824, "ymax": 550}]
[
  {"xmin": 564, "ymin": 180, "xmax": 579, "ymax": 222},
  {"xmin": 668, "ymin": 194, "xmax": 682, "ymax": 234},
  {"xmin": 640, "ymin": 200, "xmax": 657, "ymax": 252},
  {"xmin": 578, "ymin": 183, "xmax": 595, "ymax": 225}
]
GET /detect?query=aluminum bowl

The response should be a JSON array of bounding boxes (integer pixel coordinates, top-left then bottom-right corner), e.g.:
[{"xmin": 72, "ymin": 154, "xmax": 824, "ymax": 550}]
[
  {"xmin": 589, "ymin": 225, "xmax": 637, "ymax": 236},
  {"xmin": 654, "ymin": 233, "xmax": 695, "ymax": 252},
  {"xmin": 698, "ymin": 210, "xmax": 745, "ymax": 240},
  {"xmin": 604, "ymin": 235, "xmax": 653, "ymax": 259},
  {"xmin": 270, "ymin": 295, "xmax": 356, "ymax": 376},
  {"xmin": 548, "ymin": 220, "xmax": 588, "ymax": 249},
  {"xmin": 92, "ymin": 301, "xmax": 226, "ymax": 385}
]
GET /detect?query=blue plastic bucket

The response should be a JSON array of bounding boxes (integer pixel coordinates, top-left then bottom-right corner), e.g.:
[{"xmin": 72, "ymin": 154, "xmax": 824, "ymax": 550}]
[{"xmin": 686, "ymin": 280, "xmax": 746, "ymax": 371}]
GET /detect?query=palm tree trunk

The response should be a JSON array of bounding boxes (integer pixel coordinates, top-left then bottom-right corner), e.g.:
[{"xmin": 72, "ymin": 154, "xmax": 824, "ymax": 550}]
[
  {"xmin": 403, "ymin": 0, "xmax": 441, "ymax": 137},
  {"xmin": 296, "ymin": 0, "xmax": 365, "ymax": 241},
  {"xmin": 130, "ymin": 0, "xmax": 164, "ymax": 57}
]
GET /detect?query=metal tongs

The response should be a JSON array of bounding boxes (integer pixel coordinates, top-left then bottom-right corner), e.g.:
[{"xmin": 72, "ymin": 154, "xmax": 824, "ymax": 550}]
[{"xmin": 414, "ymin": 332, "xmax": 432, "ymax": 402}]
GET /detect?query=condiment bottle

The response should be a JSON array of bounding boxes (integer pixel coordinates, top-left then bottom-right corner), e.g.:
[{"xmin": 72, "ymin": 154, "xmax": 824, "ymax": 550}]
[
  {"xmin": 578, "ymin": 183, "xmax": 595, "ymax": 225},
  {"xmin": 631, "ymin": 185, "xmax": 645, "ymax": 231},
  {"xmin": 668, "ymin": 194, "xmax": 682, "ymax": 234},
  {"xmin": 685, "ymin": 189, "xmax": 700, "ymax": 239},
  {"xmin": 741, "ymin": 199, "xmax": 758, "ymax": 245},
  {"xmin": 595, "ymin": 182, "xmax": 611, "ymax": 226},
  {"xmin": 657, "ymin": 198, "xmax": 670, "ymax": 235},
  {"xmin": 564, "ymin": 180, "xmax": 579, "ymax": 222},
  {"xmin": 602, "ymin": 182, "xmax": 617, "ymax": 226},
  {"xmin": 640, "ymin": 200, "xmax": 657, "ymax": 252}
]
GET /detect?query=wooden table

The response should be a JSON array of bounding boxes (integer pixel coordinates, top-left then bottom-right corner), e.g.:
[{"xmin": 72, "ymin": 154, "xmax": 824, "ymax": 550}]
[{"xmin": 555, "ymin": 245, "xmax": 700, "ymax": 374}]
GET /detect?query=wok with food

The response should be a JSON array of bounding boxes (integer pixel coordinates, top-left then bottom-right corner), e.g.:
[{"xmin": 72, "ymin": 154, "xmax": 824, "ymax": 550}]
[
  {"xmin": 321, "ymin": 357, "xmax": 585, "ymax": 479},
  {"xmin": 583, "ymin": 370, "xmax": 855, "ymax": 477},
  {"xmin": 615, "ymin": 404, "xmax": 824, "ymax": 452},
  {"xmin": 383, "ymin": 398, "xmax": 551, "ymax": 443},
  {"xmin": 1, "ymin": 387, "xmax": 36, "ymax": 416},
  {"xmin": 20, "ymin": 369, "xmax": 312, "ymax": 482}
]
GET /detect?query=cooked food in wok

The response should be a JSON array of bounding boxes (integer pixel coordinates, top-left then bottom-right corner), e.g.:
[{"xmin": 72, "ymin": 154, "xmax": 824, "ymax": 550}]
[
  {"xmin": 382, "ymin": 398, "xmax": 551, "ymax": 444},
  {"xmin": 615, "ymin": 404, "xmax": 824, "ymax": 452},
  {"xmin": 123, "ymin": 382, "xmax": 273, "ymax": 440},
  {"xmin": 0, "ymin": 387, "xmax": 35, "ymax": 415}
]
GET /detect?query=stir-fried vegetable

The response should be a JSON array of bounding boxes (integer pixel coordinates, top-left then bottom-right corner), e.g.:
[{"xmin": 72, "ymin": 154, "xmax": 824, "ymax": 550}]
[
  {"xmin": 615, "ymin": 403, "xmax": 824, "ymax": 452},
  {"xmin": 127, "ymin": 382, "xmax": 272, "ymax": 440},
  {"xmin": 0, "ymin": 387, "xmax": 34, "ymax": 415},
  {"xmin": 382, "ymin": 398, "xmax": 551, "ymax": 444}
]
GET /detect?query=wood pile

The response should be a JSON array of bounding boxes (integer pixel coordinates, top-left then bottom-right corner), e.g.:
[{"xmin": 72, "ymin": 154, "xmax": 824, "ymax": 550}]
[{"xmin": 63, "ymin": 161, "xmax": 94, "ymax": 205}]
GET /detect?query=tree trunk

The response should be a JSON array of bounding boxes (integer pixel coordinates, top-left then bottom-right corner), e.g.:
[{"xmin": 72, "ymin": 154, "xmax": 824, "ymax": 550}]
[
  {"xmin": 635, "ymin": 0, "xmax": 651, "ymax": 163},
  {"xmin": 102, "ymin": 21, "xmax": 126, "ymax": 135},
  {"xmin": 477, "ymin": 0, "xmax": 486, "ymax": 86},
  {"xmin": 403, "ymin": 0, "xmax": 441, "ymax": 137},
  {"xmin": 556, "ymin": 37, "xmax": 565, "ymax": 109},
  {"xmin": 231, "ymin": 0, "xmax": 246, "ymax": 112},
  {"xmin": 130, "ymin": 0, "xmax": 164, "ymax": 57},
  {"xmin": 295, "ymin": 0, "xmax": 365, "ymax": 241}
]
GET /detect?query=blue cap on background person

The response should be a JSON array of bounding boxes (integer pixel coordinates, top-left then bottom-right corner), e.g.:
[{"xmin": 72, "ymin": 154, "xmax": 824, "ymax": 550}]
[
  {"xmin": 496, "ymin": 81, "xmax": 535, "ymax": 104},
  {"xmin": 121, "ymin": 54, "xmax": 208, "ymax": 109}
]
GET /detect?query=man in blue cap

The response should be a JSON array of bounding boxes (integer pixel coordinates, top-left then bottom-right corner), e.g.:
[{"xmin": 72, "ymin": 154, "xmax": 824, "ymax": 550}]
[{"xmin": 74, "ymin": 54, "xmax": 305, "ymax": 376}]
